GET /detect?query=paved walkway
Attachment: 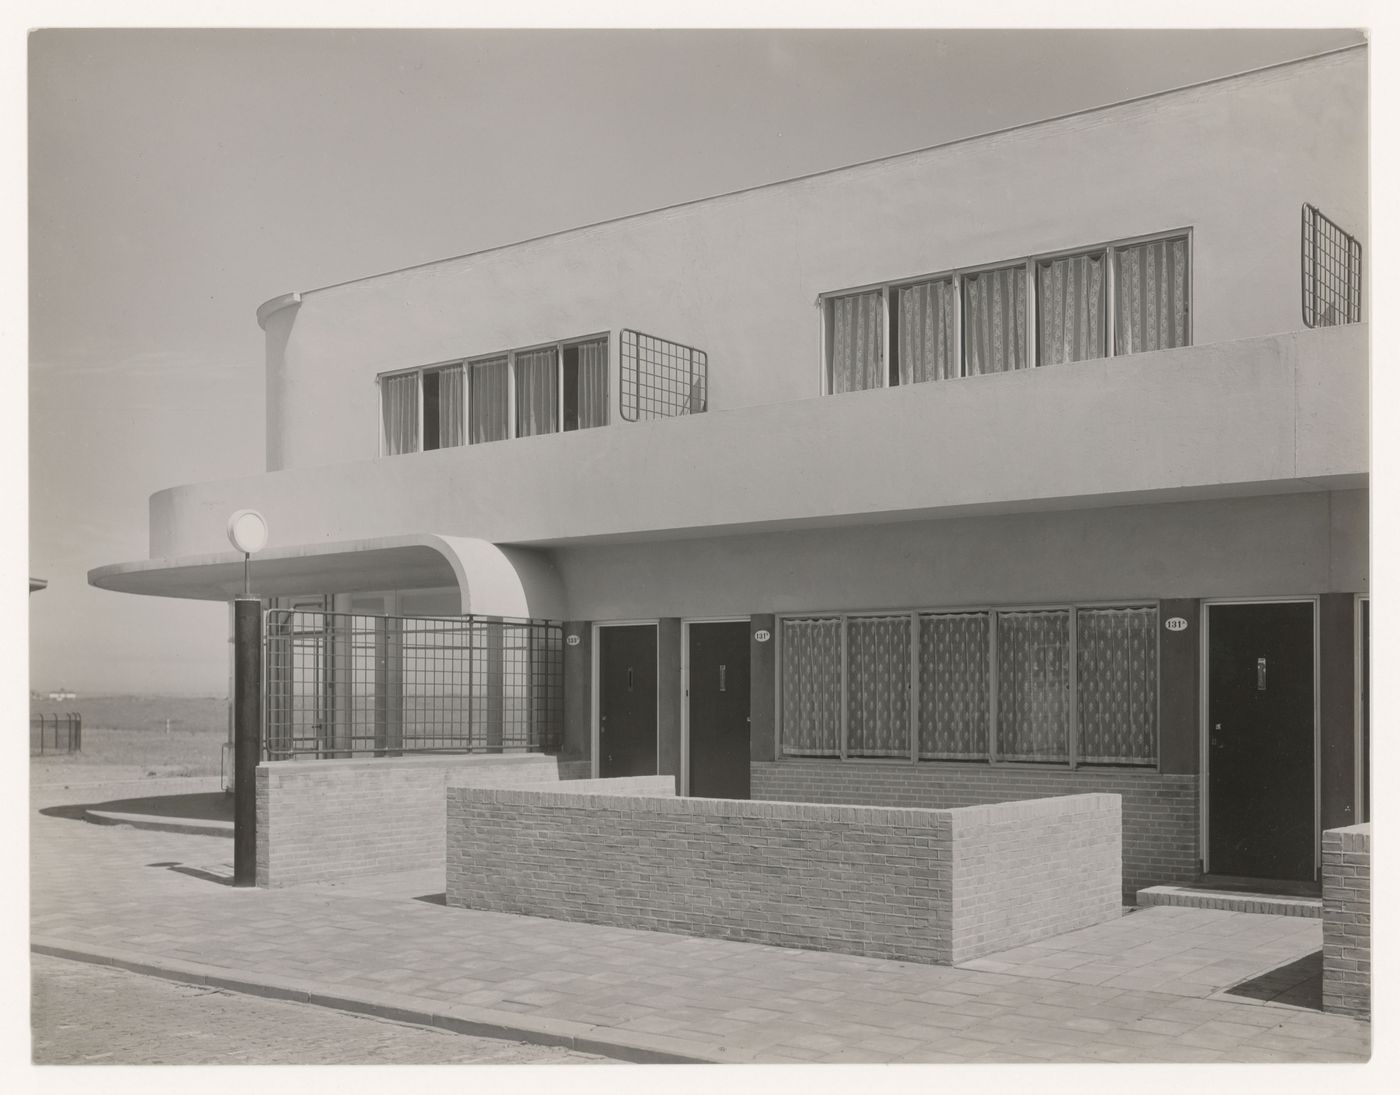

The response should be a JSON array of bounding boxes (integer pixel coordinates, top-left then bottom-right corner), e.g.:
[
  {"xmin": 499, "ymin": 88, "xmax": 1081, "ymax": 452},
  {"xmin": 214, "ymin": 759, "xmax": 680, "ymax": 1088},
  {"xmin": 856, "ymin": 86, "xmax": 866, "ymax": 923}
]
[{"xmin": 29, "ymin": 779, "xmax": 1369, "ymax": 1064}]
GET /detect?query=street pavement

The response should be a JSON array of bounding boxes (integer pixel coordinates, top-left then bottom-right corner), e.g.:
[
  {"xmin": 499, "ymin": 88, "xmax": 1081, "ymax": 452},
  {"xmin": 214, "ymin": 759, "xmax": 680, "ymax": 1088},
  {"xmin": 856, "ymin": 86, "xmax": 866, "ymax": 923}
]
[
  {"xmin": 32, "ymin": 953, "xmax": 603, "ymax": 1065},
  {"xmin": 29, "ymin": 776, "xmax": 1370, "ymax": 1064}
]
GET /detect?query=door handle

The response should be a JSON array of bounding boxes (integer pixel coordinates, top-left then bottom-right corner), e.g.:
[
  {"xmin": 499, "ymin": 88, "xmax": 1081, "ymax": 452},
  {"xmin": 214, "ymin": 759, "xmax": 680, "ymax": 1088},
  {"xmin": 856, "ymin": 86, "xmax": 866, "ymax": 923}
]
[
  {"xmin": 628, "ymin": 667, "xmax": 634, "ymax": 692},
  {"xmin": 719, "ymin": 664, "xmax": 727, "ymax": 692},
  {"xmin": 1256, "ymin": 657, "xmax": 1267, "ymax": 691}
]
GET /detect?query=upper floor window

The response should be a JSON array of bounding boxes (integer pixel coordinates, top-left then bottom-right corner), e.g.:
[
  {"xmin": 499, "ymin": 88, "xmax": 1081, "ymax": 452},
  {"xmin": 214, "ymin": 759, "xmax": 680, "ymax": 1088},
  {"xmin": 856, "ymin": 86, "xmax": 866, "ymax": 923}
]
[
  {"xmin": 821, "ymin": 231, "xmax": 1190, "ymax": 394},
  {"xmin": 379, "ymin": 335, "xmax": 608, "ymax": 456},
  {"xmin": 1302, "ymin": 204, "xmax": 1362, "ymax": 328}
]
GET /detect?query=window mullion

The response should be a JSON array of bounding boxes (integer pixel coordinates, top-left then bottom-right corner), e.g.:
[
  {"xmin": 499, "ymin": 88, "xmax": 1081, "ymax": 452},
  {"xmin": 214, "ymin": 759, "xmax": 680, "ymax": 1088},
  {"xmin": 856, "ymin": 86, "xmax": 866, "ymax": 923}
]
[
  {"xmin": 416, "ymin": 370, "xmax": 425, "ymax": 453},
  {"xmin": 1106, "ymin": 247, "xmax": 1117, "ymax": 357},
  {"xmin": 1025, "ymin": 260, "xmax": 1037, "ymax": 369},
  {"xmin": 883, "ymin": 285, "xmax": 892, "ymax": 388}
]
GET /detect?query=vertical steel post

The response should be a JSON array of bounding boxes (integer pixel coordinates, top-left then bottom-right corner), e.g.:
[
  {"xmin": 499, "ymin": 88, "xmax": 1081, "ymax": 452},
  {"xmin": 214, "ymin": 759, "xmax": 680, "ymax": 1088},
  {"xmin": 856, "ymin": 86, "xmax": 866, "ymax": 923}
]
[{"xmin": 233, "ymin": 596, "xmax": 262, "ymax": 887}]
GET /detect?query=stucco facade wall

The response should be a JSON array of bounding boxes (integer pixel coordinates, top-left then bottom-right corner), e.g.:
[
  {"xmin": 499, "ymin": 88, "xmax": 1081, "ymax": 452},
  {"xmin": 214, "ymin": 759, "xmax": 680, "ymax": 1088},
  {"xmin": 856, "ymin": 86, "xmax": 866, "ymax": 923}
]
[{"xmin": 265, "ymin": 50, "xmax": 1365, "ymax": 472}]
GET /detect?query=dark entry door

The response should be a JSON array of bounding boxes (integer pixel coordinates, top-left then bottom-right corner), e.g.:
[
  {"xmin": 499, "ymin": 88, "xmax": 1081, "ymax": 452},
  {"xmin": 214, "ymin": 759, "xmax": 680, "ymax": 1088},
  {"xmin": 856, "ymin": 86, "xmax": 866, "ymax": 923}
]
[
  {"xmin": 688, "ymin": 622, "xmax": 751, "ymax": 799},
  {"xmin": 1208, "ymin": 602, "xmax": 1315, "ymax": 881},
  {"xmin": 599, "ymin": 625, "xmax": 657, "ymax": 777}
]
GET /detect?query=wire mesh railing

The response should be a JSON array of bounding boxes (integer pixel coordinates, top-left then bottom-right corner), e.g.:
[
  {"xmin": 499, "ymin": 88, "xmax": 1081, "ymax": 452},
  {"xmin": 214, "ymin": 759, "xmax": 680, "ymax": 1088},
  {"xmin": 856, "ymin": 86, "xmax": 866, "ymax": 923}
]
[
  {"xmin": 31, "ymin": 713, "xmax": 82, "ymax": 755},
  {"xmin": 263, "ymin": 609, "xmax": 563, "ymax": 761},
  {"xmin": 1302, "ymin": 203, "xmax": 1362, "ymax": 328},
  {"xmin": 619, "ymin": 329, "xmax": 708, "ymax": 421}
]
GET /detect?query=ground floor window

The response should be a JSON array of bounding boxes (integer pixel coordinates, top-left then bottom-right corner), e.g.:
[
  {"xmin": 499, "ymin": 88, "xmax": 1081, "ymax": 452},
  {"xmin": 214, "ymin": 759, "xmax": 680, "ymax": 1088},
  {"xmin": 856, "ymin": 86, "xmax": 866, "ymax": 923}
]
[{"xmin": 779, "ymin": 603, "xmax": 1159, "ymax": 767}]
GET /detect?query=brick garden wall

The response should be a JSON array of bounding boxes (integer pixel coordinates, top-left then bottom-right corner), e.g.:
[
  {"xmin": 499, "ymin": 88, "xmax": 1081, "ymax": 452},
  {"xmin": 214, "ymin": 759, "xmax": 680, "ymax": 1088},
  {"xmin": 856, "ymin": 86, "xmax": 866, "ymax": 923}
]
[
  {"xmin": 1322, "ymin": 823, "xmax": 1371, "ymax": 1019},
  {"xmin": 445, "ymin": 787, "xmax": 1121, "ymax": 965},
  {"xmin": 255, "ymin": 753, "xmax": 570, "ymax": 888},
  {"xmin": 949, "ymin": 796, "xmax": 1122, "ymax": 962},
  {"xmin": 752, "ymin": 760, "xmax": 1195, "ymax": 895}
]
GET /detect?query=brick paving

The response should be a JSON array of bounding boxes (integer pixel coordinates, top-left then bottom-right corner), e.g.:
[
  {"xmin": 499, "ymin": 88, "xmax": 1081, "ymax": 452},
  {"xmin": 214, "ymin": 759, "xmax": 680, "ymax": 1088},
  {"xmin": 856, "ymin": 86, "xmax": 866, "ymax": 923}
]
[
  {"xmin": 32, "ymin": 953, "xmax": 604, "ymax": 1064},
  {"xmin": 29, "ymin": 778, "xmax": 1370, "ymax": 1064}
]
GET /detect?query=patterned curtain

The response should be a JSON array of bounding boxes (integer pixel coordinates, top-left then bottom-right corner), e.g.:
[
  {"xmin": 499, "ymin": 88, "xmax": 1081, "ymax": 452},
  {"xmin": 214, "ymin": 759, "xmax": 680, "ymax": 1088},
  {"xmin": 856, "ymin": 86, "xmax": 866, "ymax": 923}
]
[
  {"xmin": 436, "ymin": 364, "xmax": 465, "ymax": 448},
  {"xmin": 780, "ymin": 617, "xmax": 842, "ymax": 755},
  {"xmin": 1115, "ymin": 237, "xmax": 1189, "ymax": 354},
  {"xmin": 898, "ymin": 279, "xmax": 958, "ymax": 384},
  {"xmin": 996, "ymin": 610, "xmax": 1071, "ymax": 762},
  {"xmin": 1077, "ymin": 607, "xmax": 1158, "ymax": 765},
  {"xmin": 847, "ymin": 616, "xmax": 911, "ymax": 757},
  {"xmin": 918, "ymin": 613, "xmax": 990, "ymax": 760},
  {"xmin": 516, "ymin": 348, "xmax": 559, "ymax": 437},
  {"xmin": 1038, "ymin": 252, "xmax": 1106, "ymax": 366},
  {"xmin": 381, "ymin": 373, "xmax": 418, "ymax": 455},
  {"xmin": 829, "ymin": 291, "xmax": 884, "ymax": 393},
  {"xmin": 469, "ymin": 358, "xmax": 509, "ymax": 443},
  {"xmin": 963, "ymin": 265, "xmax": 1027, "ymax": 375},
  {"xmin": 575, "ymin": 339, "xmax": 608, "ymax": 430}
]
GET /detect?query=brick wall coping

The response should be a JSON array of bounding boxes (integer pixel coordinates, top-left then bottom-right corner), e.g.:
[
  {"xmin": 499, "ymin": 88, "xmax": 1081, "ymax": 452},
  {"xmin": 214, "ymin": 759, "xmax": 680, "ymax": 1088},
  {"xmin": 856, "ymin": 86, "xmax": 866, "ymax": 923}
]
[
  {"xmin": 448, "ymin": 786, "xmax": 1119, "ymax": 828},
  {"xmin": 1323, "ymin": 823, "xmax": 1371, "ymax": 839},
  {"xmin": 258, "ymin": 753, "xmax": 558, "ymax": 779}
]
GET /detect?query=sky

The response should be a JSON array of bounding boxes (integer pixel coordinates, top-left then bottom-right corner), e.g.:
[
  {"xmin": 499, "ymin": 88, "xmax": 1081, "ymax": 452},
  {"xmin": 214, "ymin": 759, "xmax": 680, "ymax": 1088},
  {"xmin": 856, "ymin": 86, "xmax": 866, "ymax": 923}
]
[{"xmin": 22, "ymin": 20, "xmax": 1372, "ymax": 696}]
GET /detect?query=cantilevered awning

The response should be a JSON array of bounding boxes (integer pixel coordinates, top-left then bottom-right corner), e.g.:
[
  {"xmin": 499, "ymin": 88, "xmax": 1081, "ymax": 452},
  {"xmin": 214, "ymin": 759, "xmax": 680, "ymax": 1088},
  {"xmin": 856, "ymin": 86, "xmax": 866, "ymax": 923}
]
[{"xmin": 88, "ymin": 534, "xmax": 565, "ymax": 620}]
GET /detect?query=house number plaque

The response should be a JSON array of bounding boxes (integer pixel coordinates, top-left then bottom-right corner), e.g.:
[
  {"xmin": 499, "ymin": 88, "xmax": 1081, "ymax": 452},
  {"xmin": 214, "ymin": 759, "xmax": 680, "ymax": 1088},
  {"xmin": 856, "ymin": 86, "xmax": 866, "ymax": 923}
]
[
  {"xmin": 1164, "ymin": 617, "xmax": 1188, "ymax": 632},
  {"xmin": 566, "ymin": 635, "xmax": 581, "ymax": 646},
  {"xmin": 754, "ymin": 630, "xmax": 771, "ymax": 643}
]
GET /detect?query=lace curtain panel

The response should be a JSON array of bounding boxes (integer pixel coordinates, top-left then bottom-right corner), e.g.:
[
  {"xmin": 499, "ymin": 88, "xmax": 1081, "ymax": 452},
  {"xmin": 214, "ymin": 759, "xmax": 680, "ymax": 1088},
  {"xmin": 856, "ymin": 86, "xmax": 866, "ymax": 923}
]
[
  {"xmin": 1115, "ymin": 237, "xmax": 1189, "ymax": 354},
  {"xmin": 469, "ymin": 358, "xmax": 509, "ymax": 444},
  {"xmin": 1038, "ymin": 252, "xmax": 1106, "ymax": 366},
  {"xmin": 829, "ymin": 291, "xmax": 884, "ymax": 393},
  {"xmin": 996, "ymin": 610, "xmax": 1071, "ymax": 762},
  {"xmin": 897, "ymin": 278, "xmax": 958, "ymax": 383},
  {"xmin": 1077, "ymin": 606, "xmax": 1158, "ymax": 764},
  {"xmin": 963, "ymin": 265, "xmax": 1027, "ymax": 375},
  {"xmin": 434, "ymin": 364, "xmax": 465, "ymax": 448},
  {"xmin": 575, "ymin": 339, "xmax": 608, "ymax": 430},
  {"xmin": 381, "ymin": 373, "xmax": 418, "ymax": 455},
  {"xmin": 780, "ymin": 617, "xmax": 842, "ymax": 755},
  {"xmin": 918, "ymin": 612, "xmax": 991, "ymax": 759},
  {"xmin": 516, "ymin": 348, "xmax": 559, "ymax": 437},
  {"xmin": 846, "ymin": 616, "xmax": 911, "ymax": 757}
]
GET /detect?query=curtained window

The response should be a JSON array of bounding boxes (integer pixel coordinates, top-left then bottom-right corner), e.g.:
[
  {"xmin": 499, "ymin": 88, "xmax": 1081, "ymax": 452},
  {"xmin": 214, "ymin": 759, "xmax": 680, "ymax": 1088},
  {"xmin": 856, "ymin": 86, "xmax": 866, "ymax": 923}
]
[
  {"xmin": 381, "ymin": 372, "xmax": 418, "ymax": 455},
  {"xmin": 1115, "ymin": 236, "xmax": 1190, "ymax": 354},
  {"xmin": 895, "ymin": 278, "xmax": 958, "ymax": 384},
  {"xmin": 564, "ymin": 338, "xmax": 608, "ymax": 431},
  {"xmin": 515, "ymin": 348, "xmax": 560, "ymax": 438},
  {"xmin": 422, "ymin": 364, "xmax": 465, "ymax": 450},
  {"xmin": 827, "ymin": 290, "xmax": 885, "ymax": 393},
  {"xmin": 962, "ymin": 265, "xmax": 1027, "ymax": 376},
  {"xmin": 918, "ymin": 612, "xmax": 990, "ymax": 760},
  {"xmin": 1037, "ymin": 251, "xmax": 1106, "ymax": 366},
  {"xmin": 469, "ymin": 357, "xmax": 509, "ymax": 444},
  {"xmin": 846, "ymin": 615, "xmax": 911, "ymax": 757},
  {"xmin": 780, "ymin": 617, "xmax": 842, "ymax": 756},
  {"xmin": 1077, "ymin": 607, "xmax": 1158, "ymax": 765},
  {"xmin": 996, "ymin": 610, "xmax": 1071, "ymax": 763}
]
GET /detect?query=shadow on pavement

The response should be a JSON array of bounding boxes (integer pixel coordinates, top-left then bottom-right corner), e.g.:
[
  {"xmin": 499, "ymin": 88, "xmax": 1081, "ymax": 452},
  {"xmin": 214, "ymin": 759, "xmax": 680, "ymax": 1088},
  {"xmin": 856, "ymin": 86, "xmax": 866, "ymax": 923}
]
[
  {"xmin": 1223, "ymin": 949, "xmax": 1323, "ymax": 1010},
  {"xmin": 413, "ymin": 893, "xmax": 448, "ymax": 905},
  {"xmin": 39, "ymin": 792, "xmax": 232, "ymax": 824}
]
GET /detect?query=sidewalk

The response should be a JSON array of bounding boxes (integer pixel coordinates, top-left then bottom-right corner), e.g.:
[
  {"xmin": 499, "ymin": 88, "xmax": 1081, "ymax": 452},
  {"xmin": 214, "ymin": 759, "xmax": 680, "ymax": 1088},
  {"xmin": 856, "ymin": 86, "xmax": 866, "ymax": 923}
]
[{"xmin": 29, "ymin": 778, "xmax": 1369, "ymax": 1064}]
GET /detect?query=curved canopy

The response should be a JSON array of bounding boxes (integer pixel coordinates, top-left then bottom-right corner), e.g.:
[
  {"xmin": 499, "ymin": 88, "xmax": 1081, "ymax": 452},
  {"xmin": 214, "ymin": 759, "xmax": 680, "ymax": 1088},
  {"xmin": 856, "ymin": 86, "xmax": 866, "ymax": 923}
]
[{"xmin": 87, "ymin": 534, "xmax": 566, "ymax": 620}]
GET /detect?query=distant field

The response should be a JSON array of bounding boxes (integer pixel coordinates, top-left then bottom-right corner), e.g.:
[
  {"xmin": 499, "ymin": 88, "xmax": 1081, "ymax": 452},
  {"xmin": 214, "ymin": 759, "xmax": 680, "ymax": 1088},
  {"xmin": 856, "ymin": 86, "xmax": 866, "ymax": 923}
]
[{"xmin": 30, "ymin": 695, "xmax": 228, "ymax": 784}]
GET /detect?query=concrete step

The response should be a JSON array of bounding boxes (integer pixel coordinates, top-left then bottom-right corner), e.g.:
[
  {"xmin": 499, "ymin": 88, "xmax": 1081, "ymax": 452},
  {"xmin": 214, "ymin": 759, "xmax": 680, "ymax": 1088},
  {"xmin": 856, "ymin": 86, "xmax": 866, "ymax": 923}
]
[{"xmin": 1136, "ymin": 885, "xmax": 1321, "ymax": 918}]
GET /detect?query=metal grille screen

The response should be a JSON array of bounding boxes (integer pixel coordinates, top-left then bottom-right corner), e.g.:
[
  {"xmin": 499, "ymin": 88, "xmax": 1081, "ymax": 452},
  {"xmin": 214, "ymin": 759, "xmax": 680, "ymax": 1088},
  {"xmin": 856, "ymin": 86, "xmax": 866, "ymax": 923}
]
[
  {"xmin": 918, "ymin": 612, "xmax": 990, "ymax": 760},
  {"xmin": 264, "ymin": 609, "xmax": 562, "ymax": 760},
  {"xmin": 846, "ymin": 615, "xmax": 911, "ymax": 757}
]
